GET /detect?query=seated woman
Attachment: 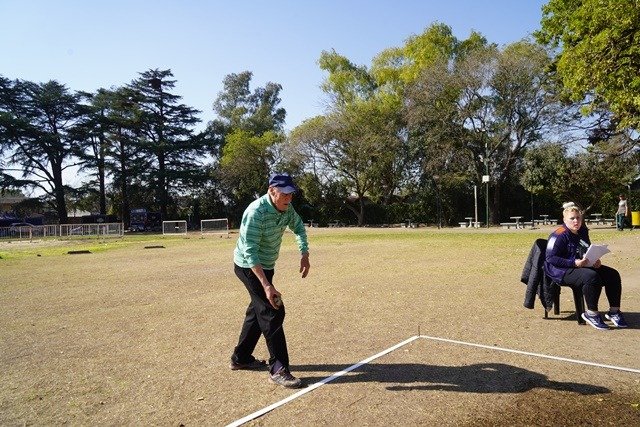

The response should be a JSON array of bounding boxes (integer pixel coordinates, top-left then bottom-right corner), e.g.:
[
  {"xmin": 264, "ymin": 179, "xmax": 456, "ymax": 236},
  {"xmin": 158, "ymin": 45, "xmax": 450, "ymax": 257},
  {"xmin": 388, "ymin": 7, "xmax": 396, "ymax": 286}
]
[{"xmin": 544, "ymin": 202, "xmax": 628, "ymax": 330}]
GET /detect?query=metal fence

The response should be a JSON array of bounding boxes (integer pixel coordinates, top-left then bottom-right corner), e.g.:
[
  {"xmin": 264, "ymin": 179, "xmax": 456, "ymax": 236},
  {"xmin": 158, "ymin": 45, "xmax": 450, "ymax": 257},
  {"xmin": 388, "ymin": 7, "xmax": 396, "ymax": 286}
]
[{"xmin": 0, "ymin": 223, "xmax": 124, "ymax": 240}]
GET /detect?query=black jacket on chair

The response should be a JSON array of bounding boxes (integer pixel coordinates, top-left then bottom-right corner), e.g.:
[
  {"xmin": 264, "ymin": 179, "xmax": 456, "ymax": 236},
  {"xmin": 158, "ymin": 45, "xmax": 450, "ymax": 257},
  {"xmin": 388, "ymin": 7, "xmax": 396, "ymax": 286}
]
[{"xmin": 521, "ymin": 238, "xmax": 557, "ymax": 310}]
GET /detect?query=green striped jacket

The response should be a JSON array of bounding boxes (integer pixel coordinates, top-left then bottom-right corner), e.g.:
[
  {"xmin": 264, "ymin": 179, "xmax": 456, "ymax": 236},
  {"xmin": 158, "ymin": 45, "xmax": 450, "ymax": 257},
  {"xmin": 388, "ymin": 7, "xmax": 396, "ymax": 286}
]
[{"xmin": 234, "ymin": 194, "xmax": 308, "ymax": 269}]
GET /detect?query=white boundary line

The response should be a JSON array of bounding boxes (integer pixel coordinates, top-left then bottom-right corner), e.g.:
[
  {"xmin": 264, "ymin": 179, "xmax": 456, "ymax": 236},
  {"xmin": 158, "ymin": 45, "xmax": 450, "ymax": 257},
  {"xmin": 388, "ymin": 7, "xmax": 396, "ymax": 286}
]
[
  {"xmin": 227, "ymin": 334, "xmax": 639, "ymax": 426},
  {"xmin": 419, "ymin": 335, "xmax": 640, "ymax": 374},
  {"xmin": 225, "ymin": 335, "xmax": 420, "ymax": 427}
]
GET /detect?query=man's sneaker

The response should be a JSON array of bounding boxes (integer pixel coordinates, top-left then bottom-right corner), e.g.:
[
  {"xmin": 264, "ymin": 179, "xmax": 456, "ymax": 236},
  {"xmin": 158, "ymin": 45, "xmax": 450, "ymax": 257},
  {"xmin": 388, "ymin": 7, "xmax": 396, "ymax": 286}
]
[
  {"xmin": 230, "ymin": 358, "xmax": 267, "ymax": 371},
  {"xmin": 581, "ymin": 312, "xmax": 609, "ymax": 330},
  {"xmin": 269, "ymin": 367, "xmax": 303, "ymax": 388},
  {"xmin": 605, "ymin": 311, "xmax": 629, "ymax": 328}
]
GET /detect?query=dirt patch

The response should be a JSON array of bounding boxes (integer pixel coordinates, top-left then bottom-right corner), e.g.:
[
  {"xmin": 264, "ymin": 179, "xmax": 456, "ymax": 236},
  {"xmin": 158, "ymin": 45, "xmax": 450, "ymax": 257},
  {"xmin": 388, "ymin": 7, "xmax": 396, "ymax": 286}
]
[{"xmin": 1, "ymin": 228, "xmax": 639, "ymax": 425}]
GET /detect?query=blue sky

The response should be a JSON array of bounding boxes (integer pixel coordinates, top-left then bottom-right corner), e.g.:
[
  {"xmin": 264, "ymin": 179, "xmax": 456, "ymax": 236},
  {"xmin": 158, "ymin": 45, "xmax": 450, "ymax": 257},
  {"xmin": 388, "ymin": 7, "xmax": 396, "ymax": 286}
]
[{"xmin": 1, "ymin": 0, "xmax": 547, "ymax": 132}]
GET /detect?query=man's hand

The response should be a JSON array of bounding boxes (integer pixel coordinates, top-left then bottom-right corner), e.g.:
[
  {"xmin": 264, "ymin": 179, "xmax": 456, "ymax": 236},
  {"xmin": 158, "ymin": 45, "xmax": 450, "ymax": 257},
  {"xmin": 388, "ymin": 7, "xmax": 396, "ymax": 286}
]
[
  {"xmin": 593, "ymin": 258, "xmax": 602, "ymax": 268},
  {"xmin": 264, "ymin": 284, "xmax": 282, "ymax": 310},
  {"xmin": 300, "ymin": 252, "xmax": 310, "ymax": 278},
  {"xmin": 251, "ymin": 264, "xmax": 283, "ymax": 309}
]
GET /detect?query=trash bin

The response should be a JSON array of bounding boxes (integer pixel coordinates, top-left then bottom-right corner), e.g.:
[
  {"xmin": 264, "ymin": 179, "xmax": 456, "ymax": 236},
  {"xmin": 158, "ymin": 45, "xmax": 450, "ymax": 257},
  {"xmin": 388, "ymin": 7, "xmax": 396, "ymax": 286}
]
[{"xmin": 632, "ymin": 211, "xmax": 640, "ymax": 228}]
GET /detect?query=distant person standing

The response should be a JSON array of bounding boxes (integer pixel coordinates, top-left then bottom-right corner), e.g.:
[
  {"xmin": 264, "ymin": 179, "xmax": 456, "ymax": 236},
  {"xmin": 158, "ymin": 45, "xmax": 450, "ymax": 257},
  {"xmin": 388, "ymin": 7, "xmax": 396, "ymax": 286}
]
[
  {"xmin": 229, "ymin": 173, "xmax": 310, "ymax": 388},
  {"xmin": 616, "ymin": 194, "xmax": 630, "ymax": 230}
]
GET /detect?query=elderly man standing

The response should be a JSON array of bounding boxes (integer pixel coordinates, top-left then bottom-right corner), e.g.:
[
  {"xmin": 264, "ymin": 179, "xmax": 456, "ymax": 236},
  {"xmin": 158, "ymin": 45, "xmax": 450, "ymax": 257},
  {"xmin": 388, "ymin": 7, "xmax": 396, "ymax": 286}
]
[{"xmin": 229, "ymin": 173, "xmax": 310, "ymax": 388}]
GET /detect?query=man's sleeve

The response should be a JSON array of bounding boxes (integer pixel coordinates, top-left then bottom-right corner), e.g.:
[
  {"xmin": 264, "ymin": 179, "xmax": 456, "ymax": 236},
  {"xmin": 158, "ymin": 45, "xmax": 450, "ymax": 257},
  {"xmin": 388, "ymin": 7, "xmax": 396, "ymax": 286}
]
[
  {"xmin": 289, "ymin": 210, "xmax": 309, "ymax": 254},
  {"xmin": 240, "ymin": 210, "xmax": 263, "ymax": 267}
]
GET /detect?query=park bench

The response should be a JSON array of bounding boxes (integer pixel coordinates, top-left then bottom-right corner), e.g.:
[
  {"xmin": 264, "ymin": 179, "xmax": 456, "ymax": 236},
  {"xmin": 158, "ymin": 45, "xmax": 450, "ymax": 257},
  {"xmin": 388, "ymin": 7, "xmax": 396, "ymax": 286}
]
[{"xmin": 500, "ymin": 222, "xmax": 518, "ymax": 229}]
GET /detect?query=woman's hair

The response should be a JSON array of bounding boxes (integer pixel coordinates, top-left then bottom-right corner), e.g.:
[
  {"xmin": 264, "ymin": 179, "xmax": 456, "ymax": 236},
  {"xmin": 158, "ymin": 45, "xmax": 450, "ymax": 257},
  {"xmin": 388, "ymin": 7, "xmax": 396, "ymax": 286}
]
[{"xmin": 562, "ymin": 201, "xmax": 582, "ymax": 214}]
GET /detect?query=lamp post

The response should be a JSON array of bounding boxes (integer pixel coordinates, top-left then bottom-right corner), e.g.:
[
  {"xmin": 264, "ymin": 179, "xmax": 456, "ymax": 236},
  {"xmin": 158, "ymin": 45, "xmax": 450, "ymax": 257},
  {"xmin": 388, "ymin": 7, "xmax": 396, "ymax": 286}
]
[
  {"xmin": 433, "ymin": 175, "xmax": 442, "ymax": 229},
  {"xmin": 482, "ymin": 142, "xmax": 489, "ymax": 228},
  {"xmin": 474, "ymin": 184, "xmax": 478, "ymax": 227}
]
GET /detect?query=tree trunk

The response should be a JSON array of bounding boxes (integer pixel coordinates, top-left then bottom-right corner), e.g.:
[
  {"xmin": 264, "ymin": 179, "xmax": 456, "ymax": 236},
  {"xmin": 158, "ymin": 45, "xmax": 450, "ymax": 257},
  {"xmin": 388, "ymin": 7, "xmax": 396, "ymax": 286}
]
[
  {"xmin": 157, "ymin": 150, "xmax": 167, "ymax": 218},
  {"xmin": 98, "ymin": 135, "xmax": 107, "ymax": 215},
  {"xmin": 491, "ymin": 183, "xmax": 502, "ymax": 225},
  {"xmin": 52, "ymin": 168, "xmax": 68, "ymax": 224}
]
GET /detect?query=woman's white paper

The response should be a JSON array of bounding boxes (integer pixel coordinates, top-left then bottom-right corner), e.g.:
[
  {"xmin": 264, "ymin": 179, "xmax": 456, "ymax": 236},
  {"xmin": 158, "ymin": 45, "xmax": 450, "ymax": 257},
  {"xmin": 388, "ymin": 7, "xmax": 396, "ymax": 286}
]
[{"xmin": 584, "ymin": 244, "xmax": 610, "ymax": 266}]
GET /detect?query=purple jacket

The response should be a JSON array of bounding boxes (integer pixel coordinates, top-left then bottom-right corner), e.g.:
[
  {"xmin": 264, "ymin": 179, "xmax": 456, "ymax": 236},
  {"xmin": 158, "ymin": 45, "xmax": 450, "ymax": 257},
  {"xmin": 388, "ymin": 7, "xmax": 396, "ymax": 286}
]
[{"xmin": 543, "ymin": 223, "xmax": 591, "ymax": 283}]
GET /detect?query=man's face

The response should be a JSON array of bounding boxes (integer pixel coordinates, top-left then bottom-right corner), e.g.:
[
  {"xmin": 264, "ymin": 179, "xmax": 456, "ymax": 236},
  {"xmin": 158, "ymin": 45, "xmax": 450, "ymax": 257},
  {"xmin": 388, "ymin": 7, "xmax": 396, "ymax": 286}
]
[{"xmin": 269, "ymin": 187, "xmax": 293, "ymax": 212}]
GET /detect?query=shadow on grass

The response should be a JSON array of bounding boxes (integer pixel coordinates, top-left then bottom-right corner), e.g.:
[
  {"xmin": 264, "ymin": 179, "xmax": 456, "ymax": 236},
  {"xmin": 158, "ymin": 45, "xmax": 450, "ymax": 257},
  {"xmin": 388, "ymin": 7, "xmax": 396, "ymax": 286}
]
[{"xmin": 293, "ymin": 362, "xmax": 609, "ymax": 394}]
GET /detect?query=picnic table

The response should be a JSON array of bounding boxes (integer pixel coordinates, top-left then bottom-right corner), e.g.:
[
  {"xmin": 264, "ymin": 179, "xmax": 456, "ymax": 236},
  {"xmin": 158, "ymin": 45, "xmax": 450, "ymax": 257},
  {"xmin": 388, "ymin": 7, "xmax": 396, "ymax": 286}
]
[
  {"xmin": 540, "ymin": 214, "xmax": 549, "ymax": 225},
  {"xmin": 590, "ymin": 213, "xmax": 603, "ymax": 224},
  {"xmin": 464, "ymin": 217, "xmax": 474, "ymax": 228},
  {"xmin": 510, "ymin": 216, "xmax": 524, "ymax": 229}
]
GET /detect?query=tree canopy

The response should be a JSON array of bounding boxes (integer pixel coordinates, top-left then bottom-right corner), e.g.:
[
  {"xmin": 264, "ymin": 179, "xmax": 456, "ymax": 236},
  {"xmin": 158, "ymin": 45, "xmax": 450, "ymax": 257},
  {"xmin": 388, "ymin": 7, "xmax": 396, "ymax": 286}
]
[
  {"xmin": 536, "ymin": 0, "xmax": 640, "ymax": 133},
  {"xmin": 2, "ymin": 16, "xmax": 639, "ymax": 228}
]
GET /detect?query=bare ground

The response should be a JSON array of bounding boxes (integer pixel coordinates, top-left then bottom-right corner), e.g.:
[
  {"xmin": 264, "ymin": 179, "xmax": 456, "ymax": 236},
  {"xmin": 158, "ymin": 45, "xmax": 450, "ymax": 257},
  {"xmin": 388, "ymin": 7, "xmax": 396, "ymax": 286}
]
[{"xmin": 1, "ymin": 226, "xmax": 639, "ymax": 426}]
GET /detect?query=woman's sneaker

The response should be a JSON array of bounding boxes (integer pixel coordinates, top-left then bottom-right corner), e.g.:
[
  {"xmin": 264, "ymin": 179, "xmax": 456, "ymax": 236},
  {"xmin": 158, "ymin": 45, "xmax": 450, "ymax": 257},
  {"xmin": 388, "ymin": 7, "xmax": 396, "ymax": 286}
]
[
  {"xmin": 581, "ymin": 312, "xmax": 609, "ymax": 330},
  {"xmin": 605, "ymin": 311, "xmax": 629, "ymax": 328},
  {"xmin": 269, "ymin": 367, "xmax": 303, "ymax": 388}
]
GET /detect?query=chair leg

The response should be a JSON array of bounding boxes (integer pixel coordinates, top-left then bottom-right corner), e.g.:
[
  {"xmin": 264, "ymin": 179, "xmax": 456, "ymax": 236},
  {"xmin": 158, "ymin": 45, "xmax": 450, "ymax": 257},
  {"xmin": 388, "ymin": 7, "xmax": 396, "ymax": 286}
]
[
  {"xmin": 571, "ymin": 287, "xmax": 586, "ymax": 325},
  {"xmin": 553, "ymin": 285, "xmax": 560, "ymax": 315}
]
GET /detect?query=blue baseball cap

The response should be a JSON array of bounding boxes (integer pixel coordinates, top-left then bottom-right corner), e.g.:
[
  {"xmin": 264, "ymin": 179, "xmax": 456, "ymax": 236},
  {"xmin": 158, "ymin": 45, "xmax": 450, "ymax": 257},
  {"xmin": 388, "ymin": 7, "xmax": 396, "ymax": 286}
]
[{"xmin": 268, "ymin": 173, "xmax": 298, "ymax": 194}]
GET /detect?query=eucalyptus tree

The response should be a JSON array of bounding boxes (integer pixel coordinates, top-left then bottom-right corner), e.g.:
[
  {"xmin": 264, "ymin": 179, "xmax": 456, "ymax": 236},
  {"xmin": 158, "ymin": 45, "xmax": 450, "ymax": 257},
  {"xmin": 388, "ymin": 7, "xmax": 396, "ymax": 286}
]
[
  {"xmin": 406, "ymin": 39, "xmax": 567, "ymax": 223},
  {"xmin": 365, "ymin": 25, "xmax": 496, "ymax": 224},
  {"xmin": 206, "ymin": 71, "xmax": 287, "ymax": 215},
  {"xmin": 291, "ymin": 99, "xmax": 404, "ymax": 225},
  {"xmin": 128, "ymin": 69, "xmax": 203, "ymax": 218},
  {"xmin": 536, "ymin": 0, "xmax": 640, "ymax": 135},
  {"xmin": 219, "ymin": 129, "xmax": 280, "ymax": 209},
  {"xmin": 211, "ymin": 71, "xmax": 286, "ymax": 136},
  {"xmin": 288, "ymin": 48, "xmax": 410, "ymax": 226},
  {"xmin": 0, "ymin": 77, "xmax": 84, "ymax": 223}
]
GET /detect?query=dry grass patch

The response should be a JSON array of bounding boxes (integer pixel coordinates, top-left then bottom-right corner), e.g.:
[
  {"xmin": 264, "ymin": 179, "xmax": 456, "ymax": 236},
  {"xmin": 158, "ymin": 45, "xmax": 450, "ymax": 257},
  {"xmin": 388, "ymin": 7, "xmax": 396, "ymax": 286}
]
[{"xmin": 1, "ymin": 227, "xmax": 639, "ymax": 425}]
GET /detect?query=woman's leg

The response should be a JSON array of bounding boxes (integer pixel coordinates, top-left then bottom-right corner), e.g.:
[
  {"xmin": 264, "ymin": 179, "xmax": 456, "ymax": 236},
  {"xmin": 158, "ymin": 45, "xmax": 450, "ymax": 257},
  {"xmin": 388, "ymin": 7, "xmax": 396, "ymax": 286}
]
[
  {"xmin": 595, "ymin": 265, "xmax": 622, "ymax": 309},
  {"xmin": 562, "ymin": 268, "xmax": 602, "ymax": 311}
]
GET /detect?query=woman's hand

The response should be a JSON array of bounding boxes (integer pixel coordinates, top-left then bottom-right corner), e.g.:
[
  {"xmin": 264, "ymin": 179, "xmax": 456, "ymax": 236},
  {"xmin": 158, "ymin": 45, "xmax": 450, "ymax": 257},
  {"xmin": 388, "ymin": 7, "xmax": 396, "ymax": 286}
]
[
  {"xmin": 593, "ymin": 258, "xmax": 602, "ymax": 268},
  {"xmin": 575, "ymin": 257, "xmax": 590, "ymax": 268}
]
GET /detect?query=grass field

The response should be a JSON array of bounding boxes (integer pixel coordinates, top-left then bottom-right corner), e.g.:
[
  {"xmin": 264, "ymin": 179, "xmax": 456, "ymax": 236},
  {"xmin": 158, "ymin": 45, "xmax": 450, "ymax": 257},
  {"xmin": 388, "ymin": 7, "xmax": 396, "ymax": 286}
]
[{"xmin": 1, "ymin": 226, "xmax": 639, "ymax": 425}]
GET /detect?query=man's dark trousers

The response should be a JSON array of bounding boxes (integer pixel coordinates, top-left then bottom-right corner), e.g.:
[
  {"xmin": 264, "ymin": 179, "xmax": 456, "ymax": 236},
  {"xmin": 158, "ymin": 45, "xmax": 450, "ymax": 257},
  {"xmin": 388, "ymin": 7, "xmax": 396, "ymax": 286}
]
[{"xmin": 231, "ymin": 264, "xmax": 289, "ymax": 371}]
